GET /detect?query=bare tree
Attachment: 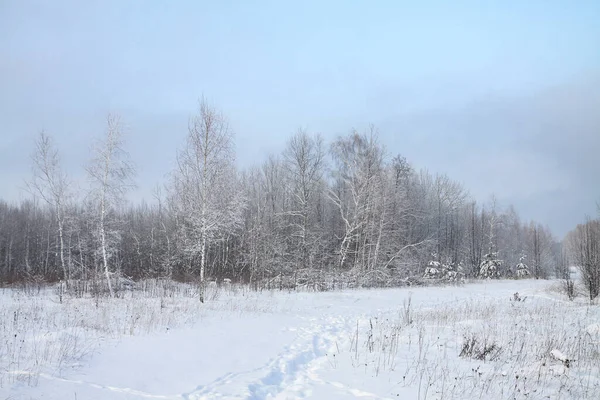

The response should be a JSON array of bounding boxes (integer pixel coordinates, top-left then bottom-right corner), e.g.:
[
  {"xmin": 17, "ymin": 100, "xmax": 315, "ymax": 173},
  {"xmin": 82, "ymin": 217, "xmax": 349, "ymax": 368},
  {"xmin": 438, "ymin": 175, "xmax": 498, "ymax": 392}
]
[
  {"xmin": 86, "ymin": 115, "xmax": 135, "ymax": 297},
  {"xmin": 566, "ymin": 218, "xmax": 600, "ymax": 300},
  {"xmin": 431, "ymin": 173, "xmax": 468, "ymax": 264},
  {"xmin": 237, "ymin": 162, "xmax": 286, "ymax": 285},
  {"xmin": 486, "ymin": 195, "xmax": 502, "ymax": 255},
  {"xmin": 282, "ymin": 129, "xmax": 326, "ymax": 269},
  {"xmin": 27, "ymin": 131, "xmax": 71, "ymax": 282},
  {"xmin": 329, "ymin": 128, "xmax": 385, "ymax": 270},
  {"xmin": 170, "ymin": 99, "xmax": 243, "ymax": 295},
  {"xmin": 467, "ymin": 202, "xmax": 485, "ymax": 276},
  {"xmin": 558, "ymin": 246, "xmax": 575, "ymax": 300}
]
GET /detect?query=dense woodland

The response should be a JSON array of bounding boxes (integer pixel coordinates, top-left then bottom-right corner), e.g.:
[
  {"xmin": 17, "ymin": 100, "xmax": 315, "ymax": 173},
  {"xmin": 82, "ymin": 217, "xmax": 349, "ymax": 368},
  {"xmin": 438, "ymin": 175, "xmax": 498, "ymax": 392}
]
[{"xmin": 0, "ymin": 101, "xmax": 596, "ymax": 295}]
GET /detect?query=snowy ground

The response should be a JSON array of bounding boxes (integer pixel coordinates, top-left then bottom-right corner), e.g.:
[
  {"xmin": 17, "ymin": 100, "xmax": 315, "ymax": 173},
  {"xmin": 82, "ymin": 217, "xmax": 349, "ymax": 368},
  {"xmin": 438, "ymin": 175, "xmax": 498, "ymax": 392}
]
[{"xmin": 1, "ymin": 279, "xmax": 599, "ymax": 399}]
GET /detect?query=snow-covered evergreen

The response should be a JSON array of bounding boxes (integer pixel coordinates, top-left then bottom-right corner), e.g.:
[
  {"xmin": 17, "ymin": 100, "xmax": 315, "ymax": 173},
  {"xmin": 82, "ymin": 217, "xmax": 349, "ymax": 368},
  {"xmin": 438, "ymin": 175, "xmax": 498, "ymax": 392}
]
[{"xmin": 479, "ymin": 252, "xmax": 503, "ymax": 279}]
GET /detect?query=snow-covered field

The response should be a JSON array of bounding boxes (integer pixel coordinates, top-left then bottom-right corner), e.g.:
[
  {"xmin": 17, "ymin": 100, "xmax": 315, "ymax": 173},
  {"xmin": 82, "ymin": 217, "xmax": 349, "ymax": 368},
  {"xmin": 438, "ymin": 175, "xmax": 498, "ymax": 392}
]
[{"xmin": 1, "ymin": 279, "xmax": 599, "ymax": 399}]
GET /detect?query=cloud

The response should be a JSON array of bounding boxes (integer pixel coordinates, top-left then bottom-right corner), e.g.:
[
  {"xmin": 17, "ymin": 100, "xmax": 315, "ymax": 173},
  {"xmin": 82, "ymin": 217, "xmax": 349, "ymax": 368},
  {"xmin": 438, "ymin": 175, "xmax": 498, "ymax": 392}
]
[{"xmin": 379, "ymin": 72, "xmax": 600, "ymax": 237}]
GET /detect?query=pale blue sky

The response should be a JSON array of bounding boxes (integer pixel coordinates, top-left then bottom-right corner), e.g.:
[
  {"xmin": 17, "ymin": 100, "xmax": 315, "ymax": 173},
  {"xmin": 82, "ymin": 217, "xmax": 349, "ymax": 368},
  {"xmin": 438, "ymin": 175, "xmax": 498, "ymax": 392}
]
[{"xmin": 1, "ymin": 0, "xmax": 599, "ymax": 236}]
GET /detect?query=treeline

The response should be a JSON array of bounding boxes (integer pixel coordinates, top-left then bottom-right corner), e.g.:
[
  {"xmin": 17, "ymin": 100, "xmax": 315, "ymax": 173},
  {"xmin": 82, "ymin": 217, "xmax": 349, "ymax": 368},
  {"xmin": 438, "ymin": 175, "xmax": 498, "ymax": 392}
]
[{"xmin": 0, "ymin": 101, "xmax": 561, "ymax": 288}]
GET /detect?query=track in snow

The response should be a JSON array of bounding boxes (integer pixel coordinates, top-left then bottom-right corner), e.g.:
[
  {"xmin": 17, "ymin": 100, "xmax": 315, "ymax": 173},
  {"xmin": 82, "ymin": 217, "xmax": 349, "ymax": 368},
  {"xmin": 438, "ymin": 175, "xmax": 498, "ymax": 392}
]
[{"xmin": 182, "ymin": 315, "xmax": 385, "ymax": 399}]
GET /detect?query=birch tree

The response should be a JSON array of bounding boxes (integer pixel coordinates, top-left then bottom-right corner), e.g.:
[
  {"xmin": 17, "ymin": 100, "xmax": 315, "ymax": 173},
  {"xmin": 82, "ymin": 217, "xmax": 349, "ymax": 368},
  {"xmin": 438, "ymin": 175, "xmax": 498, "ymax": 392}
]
[
  {"xmin": 329, "ymin": 129, "xmax": 385, "ymax": 270},
  {"xmin": 86, "ymin": 115, "xmax": 135, "ymax": 297},
  {"xmin": 28, "ymin": 131, "xmax": 71, "ymax": 282},
  {"xmin": 171, "ymin": 99, "xmax": 243, "ymax": 292}
]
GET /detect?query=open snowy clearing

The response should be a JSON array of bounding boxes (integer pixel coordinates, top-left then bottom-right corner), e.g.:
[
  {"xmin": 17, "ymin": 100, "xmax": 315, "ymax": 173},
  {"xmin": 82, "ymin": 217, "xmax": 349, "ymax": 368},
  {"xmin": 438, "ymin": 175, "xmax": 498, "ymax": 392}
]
[{"xmin": 1, "ymin": 280, "xmax": 599, "ymax": 400}]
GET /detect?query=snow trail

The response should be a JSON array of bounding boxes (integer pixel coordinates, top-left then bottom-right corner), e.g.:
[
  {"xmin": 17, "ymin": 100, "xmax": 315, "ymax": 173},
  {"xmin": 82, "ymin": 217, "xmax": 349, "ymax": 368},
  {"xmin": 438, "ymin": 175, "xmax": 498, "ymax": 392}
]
[{"xmin": 184, "ymin": 315, "xmax": 354, "ymax": 399}]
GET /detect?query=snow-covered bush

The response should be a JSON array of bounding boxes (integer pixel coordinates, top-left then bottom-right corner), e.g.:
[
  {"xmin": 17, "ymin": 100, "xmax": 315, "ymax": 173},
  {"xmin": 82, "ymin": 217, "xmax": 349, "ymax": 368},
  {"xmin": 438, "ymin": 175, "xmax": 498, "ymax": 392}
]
[
  {"xmin": 424, "ymin": 259, "xmax": 464, "ymax": 282},
  {"xmin": 479, "ymin": 252, "xmax": 503, "ymax": 278},
  {"xmin": 423, "ymin": 261, "xmax": 441, "ymax": 279},
  {"xmin": 515, "ymin": 255, "xmax": 530, "ymax": 278},
  {"xmin": 445, "ymin": 261, "xmax": 464, "ymax": 282}
]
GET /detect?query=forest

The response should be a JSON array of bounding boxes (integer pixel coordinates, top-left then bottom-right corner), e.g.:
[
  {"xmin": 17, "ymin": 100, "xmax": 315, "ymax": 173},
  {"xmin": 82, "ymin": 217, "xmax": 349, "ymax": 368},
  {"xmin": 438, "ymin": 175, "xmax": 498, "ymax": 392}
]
[{"xmin": 1, "ymin": 100, "xmax": 596, "ymax": 296}]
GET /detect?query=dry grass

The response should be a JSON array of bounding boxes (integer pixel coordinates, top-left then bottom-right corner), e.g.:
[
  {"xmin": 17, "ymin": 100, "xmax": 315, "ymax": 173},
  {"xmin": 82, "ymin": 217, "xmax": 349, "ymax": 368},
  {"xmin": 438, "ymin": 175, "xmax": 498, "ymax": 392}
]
[
  {"xmin": 0, "ymin": 279, "xmax": 276, "ymax": 389},
  {"xmin": 332, "ymin": 288, "xmax": 600, "ymax": 399}
]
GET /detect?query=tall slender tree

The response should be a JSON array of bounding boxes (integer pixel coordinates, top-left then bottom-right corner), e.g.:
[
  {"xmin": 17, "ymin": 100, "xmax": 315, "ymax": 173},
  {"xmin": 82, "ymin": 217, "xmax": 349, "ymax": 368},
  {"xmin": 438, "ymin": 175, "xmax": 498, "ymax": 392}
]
[
  {"xmin": 170, "ymin": 99, "xmax": 243, "ymax": 293},
  {"xmin": 28, "ymin": 131, "xmax": 71, "ymax": 282},
  {"xmin": 329, "ymin": 129, "xmax": 385, "ymax": 270},
  {"xmin": 86, "ymin": 115, "xmax": 135, "ymax": 297}
]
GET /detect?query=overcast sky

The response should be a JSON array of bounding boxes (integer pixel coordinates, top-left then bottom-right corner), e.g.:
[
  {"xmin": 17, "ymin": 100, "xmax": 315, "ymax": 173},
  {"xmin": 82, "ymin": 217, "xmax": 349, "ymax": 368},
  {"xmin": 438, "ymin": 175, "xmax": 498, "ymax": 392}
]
[{"xmin": 1, "ymin": 0, "xmax": 599, "ymax": 238}]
